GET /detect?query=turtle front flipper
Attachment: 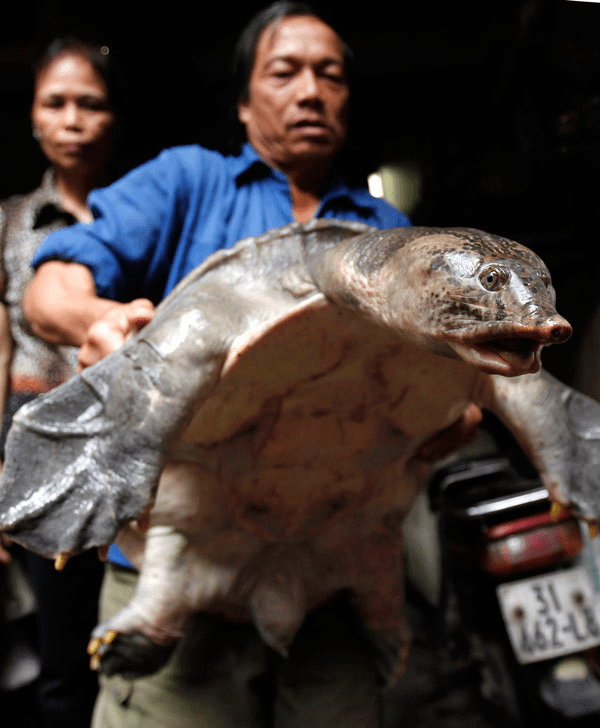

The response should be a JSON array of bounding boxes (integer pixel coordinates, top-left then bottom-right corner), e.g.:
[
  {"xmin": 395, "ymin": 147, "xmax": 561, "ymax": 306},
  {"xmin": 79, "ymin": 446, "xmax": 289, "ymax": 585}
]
[
  {"xmin": 0, "ymin": 348, "xmax": 166, "ymax": 557},
  {"xmin": 0, "ymin": 283, "xmax": 251, "ymax": 557},
  {"xmin": 0, "ymin": 327, "xmax": 224, "ymax": 556},
  {"xmin": 487, "ymin": 369, "xmax": 600, "ymax": 531}
]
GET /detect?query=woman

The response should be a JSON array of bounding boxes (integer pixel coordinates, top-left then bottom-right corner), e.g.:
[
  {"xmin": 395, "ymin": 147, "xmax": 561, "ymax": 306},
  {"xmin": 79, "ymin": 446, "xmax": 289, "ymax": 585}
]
[
  {"xmin": 1, "ymin": 37, "xmax": 120, "ymax": 420},
  {"xmin": 0, "ymin": 37, "xmax": 122, "ymax": 727}
]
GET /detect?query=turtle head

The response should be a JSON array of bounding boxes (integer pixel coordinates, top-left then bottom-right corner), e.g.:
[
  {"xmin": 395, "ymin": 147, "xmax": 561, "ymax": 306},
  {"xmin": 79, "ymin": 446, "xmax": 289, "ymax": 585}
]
[
  {"xmin": 383, "ymin": 229, "xmax": 572, "ymax": 375},
  {"xmin": 310, "ymin": 227, "xmax": 572, "ymax": 377}
]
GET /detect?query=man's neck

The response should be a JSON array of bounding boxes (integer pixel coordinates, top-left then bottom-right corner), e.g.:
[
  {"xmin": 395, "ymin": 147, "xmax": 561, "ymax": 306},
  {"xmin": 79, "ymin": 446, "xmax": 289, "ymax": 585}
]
[
  {"xmin": 288, "ymin": 184, "xmax": 322, "ymax": 222},
  {"xmin": 284, "ymin": 161, "xmax": 331, "ymax": 222}
]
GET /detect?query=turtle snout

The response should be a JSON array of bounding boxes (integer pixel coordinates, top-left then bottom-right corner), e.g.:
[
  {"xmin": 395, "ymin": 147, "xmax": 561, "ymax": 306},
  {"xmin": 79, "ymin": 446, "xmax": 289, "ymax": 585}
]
[{"xmin": 542, "ymin": 315, "xmax": 572, "ymax": 344}]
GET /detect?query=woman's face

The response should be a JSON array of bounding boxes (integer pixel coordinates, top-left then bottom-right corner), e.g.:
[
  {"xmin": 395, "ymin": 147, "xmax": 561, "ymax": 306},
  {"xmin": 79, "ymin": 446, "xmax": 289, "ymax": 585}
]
[{"xmin": 31, "ymin": 52, "xmax": 116, "ymax": 177}]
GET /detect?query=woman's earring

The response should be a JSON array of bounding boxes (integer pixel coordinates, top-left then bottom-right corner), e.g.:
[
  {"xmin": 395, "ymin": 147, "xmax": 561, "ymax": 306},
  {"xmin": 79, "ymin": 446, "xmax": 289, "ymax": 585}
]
[{"xmin": 32, "ymin": 127, "xmax": 42, "ymax": 141}]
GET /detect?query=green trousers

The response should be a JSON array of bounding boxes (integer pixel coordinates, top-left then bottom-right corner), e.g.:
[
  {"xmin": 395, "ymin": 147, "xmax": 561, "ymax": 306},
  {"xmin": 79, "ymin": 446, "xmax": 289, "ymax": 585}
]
[{"xmin": 92, "ymin": 563, "xmax": 382, "ymax": 728}]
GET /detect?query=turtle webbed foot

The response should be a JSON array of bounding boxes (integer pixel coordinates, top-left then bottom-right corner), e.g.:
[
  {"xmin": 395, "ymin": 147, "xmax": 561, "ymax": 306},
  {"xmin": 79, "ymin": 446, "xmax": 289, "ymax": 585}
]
[{"xmin": 88, "ymin": 628, "xmax": 176, "ymax": 678}]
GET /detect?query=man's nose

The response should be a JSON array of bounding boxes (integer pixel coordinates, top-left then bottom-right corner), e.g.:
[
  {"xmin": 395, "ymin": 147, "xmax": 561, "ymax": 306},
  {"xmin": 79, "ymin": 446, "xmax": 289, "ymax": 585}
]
[{"xmin": 297, "ymin": 68, "xmax": 320, "ymax": 103}]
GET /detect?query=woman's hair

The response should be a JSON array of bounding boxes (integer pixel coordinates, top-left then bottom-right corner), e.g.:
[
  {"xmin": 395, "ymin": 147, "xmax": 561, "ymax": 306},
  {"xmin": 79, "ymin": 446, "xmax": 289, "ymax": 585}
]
[{"xmin": 32, "ymin": 36, "xmax": 126, "ymax": 117}]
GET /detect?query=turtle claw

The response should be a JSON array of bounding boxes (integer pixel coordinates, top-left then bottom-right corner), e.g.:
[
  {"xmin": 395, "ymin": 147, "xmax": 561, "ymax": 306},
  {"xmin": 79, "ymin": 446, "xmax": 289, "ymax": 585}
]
[
  {"xmin": 87, "ymin": 627, "xmax": 176, "ymax": 678},
  {"xmin": 550, "ymin": 501, "xmax": 564, "ymax": 522},
  {"xmin": 88, "ymin": 629, "xmax": 118, "ymax": 671},
  {"xmin": 550, "ymin": 502, "xmax": 599, "ymax": 539},
  {"xmin": 54, "ymin": 553, "xmax": 69, "ymax": 571},
  {"xmin": 88, "ymin": 629, "xmax": 118, "ymax": 654}
]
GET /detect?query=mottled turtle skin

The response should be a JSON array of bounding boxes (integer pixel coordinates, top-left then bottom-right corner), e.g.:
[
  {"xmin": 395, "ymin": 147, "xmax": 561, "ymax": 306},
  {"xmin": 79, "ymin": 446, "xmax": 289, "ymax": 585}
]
[{"xmin": 1, "ymin": 219, "xmax": 599, "ymax": 681}]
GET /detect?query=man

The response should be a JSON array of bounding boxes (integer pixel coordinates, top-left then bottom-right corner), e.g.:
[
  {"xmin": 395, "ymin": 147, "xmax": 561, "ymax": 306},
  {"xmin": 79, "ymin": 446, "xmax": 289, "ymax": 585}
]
[
  {"xmin": 24, "ymin": 3, "xmax": 411, "ymax": 726},
  {"xmin": 25, "ymin": 5, "xmax": 408, "ymax": 368}
]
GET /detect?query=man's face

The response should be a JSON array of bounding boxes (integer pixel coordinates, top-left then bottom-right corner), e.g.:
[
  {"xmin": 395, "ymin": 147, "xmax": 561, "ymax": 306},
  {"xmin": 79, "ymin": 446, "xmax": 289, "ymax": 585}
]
[{"xmin": 238, "ymin": 15, "xmax": 349, "ymax": 173}]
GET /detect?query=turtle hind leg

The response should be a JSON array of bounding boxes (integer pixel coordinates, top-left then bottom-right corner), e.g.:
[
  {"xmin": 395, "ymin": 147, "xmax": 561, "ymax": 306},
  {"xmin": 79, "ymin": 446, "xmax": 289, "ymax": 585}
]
[
  {"xmin": 86, "ymin": 526, "xmax": 200, "ymax": 677},
  {"xmin": 86, "ymin": 596, "xmax": 182, "ymax": 678},
  {"xmin": 88, "ymin": 630, "xmax": 176, "ymax": 679}
]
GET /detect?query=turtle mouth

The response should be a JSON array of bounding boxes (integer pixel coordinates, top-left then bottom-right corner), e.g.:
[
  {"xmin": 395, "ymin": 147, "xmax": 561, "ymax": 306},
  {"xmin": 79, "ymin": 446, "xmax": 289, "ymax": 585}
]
[
  {"xmin": 482, "ymin": 338, "xmax": 543, "ymax": 373},
  {"xmin": 443, "ymin": 315, "xmax": 571, "ymax": 375},
  {"xmin": 448, "ymin": 335, "xmax": 545, "ymax": 375}
]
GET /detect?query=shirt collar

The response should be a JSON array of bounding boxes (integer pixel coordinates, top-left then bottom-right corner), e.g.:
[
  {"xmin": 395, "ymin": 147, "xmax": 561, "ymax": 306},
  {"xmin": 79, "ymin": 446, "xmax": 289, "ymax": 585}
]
[
  {"xmin": 233, "ymin": 143, "xmax": 379, "ymax": 214},
  {"xmin": 30, "ymin": 169, "xmax": 76, "ymax": 229},
  {"xmin": 232, "ymin": 143, "xmax": 269, "ymax": 182},
  {"xmin": 317, "ymin": 175, "xmax": 379, "ymax": 214}
]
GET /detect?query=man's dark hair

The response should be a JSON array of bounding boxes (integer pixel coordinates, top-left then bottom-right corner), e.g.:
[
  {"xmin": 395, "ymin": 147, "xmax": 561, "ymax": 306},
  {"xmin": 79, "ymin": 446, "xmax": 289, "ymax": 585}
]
[
  {"xmin": 231, "ymin": 1, "xmax": 353, "ymax": 106},
  {"xmin": 227, "ymin": 1, "xmax": 353, "ymax": 150}
]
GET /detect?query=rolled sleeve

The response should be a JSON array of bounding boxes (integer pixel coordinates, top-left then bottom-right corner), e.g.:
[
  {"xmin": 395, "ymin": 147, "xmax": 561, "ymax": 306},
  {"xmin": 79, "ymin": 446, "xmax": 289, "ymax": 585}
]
[
  {"xmin": 31, "ymin": 148, "xmax": 199, "ymax": 303},
  {"xmin": 31, "ymin": 223, "xmax": 127, "ymax": 301}
]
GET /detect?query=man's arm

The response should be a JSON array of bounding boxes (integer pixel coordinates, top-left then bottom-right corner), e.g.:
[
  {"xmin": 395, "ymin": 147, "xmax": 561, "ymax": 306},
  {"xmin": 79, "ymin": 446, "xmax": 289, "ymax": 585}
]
[{"xmin": 24, "ymin": 261, "xmax": 155, "ymax": 368}]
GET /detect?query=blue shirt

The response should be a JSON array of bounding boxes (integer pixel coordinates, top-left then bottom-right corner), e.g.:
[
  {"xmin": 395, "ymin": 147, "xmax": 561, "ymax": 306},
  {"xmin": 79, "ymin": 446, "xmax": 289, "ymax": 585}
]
[
  {"xmin": 33, "ymin": 143, "xmax": 410, "ymax": 304},
  {"xmin": 32, "ymin": 143, "xmax": 411, "ymax": 568}
]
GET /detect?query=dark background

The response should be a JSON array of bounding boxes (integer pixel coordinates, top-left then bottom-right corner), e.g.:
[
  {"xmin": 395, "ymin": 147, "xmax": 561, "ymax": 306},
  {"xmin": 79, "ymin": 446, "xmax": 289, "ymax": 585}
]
[{"xmin": 1, "ymin": 0, "xmax": 599, "ymax": 382}]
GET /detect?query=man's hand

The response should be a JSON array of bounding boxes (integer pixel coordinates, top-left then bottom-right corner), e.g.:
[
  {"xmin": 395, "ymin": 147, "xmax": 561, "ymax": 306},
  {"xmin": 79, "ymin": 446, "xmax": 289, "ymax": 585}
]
[
  {"xmin": 78, "ymin": 299, "xmax": 155, "ymax": 370},
  {"xmin": 24, "ymin": 260, "xmax": 156, "ymax": 369},
  {"xmin": 414, "ymin": 404, "xmax": 483, "ymax": 462},
  {"xmin": 0, "ymin": 531, "xmax": 12, "ymax": 564}
]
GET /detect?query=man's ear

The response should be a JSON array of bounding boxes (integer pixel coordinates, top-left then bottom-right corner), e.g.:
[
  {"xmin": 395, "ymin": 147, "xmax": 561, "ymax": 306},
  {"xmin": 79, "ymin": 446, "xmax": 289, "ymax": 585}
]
[{"xmin": 237, "ymin": 101, "xmax": 250, "ymax": 126}]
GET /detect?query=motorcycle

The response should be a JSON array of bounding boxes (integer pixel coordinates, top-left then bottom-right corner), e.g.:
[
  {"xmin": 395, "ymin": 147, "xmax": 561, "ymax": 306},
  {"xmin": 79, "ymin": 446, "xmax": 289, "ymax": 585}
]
[{"xmin": 403, "ymin": 414, "xmax": 600, "ymax": 726}]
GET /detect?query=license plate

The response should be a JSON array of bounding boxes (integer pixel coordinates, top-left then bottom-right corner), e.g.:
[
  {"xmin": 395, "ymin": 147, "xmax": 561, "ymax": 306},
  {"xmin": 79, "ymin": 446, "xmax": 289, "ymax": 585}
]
[{"xmin": 497, "ymin": 567, "xmax": 600, "ymax": 664}]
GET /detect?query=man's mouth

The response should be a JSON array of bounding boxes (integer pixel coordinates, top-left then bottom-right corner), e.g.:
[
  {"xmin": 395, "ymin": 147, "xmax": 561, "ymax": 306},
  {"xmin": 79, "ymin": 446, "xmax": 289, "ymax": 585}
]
[{"xmin": 291, "ymin": 119, "xmax": 328, "ymax": 130}]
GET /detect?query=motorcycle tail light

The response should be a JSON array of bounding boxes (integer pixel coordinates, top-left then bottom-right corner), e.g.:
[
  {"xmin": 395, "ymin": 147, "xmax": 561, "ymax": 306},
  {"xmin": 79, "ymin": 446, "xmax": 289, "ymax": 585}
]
[{"xmin": 481, "ymin": 509, "xmax": 583, "ymax": 576}]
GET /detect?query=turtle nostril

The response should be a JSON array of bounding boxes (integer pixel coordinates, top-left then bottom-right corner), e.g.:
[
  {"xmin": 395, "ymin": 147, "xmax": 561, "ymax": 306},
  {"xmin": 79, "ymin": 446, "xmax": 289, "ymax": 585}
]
[{"xmin": 548, "ymin": 319, "xmax": 572, "ymax": 343}]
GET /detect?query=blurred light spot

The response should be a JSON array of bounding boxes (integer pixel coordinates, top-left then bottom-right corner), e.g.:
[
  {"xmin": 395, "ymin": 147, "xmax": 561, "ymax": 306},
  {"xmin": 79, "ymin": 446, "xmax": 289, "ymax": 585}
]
[
  {"xmin": 370, "ymin": 161, "xmax": 423, "ymax": 215},
  {"xmin": 368, "ymin": 173, "xmax": 384, "ymax": 198}
]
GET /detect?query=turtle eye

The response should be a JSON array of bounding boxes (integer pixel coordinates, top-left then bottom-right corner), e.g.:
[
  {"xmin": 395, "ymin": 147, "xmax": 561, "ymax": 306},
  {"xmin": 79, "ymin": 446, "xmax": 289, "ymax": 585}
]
[{"xmin": 479, "ymin": 265, "xmax": 510, "ymax": 291}]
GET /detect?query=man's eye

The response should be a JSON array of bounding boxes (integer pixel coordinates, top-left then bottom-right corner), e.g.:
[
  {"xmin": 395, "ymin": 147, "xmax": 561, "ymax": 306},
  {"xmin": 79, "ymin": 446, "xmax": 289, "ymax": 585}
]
[
  {"xmin": 322, "ymin": 72, "xmax": 344, "ymax": 83},
  {"xmin": 42, "ymin": 99, "xmax": 64, "ymax": 108},
  {"xmin": 319, "ymin": 65, "xmax": 346, "ymax": 83},
  {"xmin": 269, "ymin": 64, "xmax": 295, "ymax": 79}
]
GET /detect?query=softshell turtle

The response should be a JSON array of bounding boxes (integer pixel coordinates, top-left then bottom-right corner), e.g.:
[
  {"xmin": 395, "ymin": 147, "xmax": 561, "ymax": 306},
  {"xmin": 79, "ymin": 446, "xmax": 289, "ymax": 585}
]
[{"xmin": 1, "ymin": 219, "xmax": 599, "ymax": 681}]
